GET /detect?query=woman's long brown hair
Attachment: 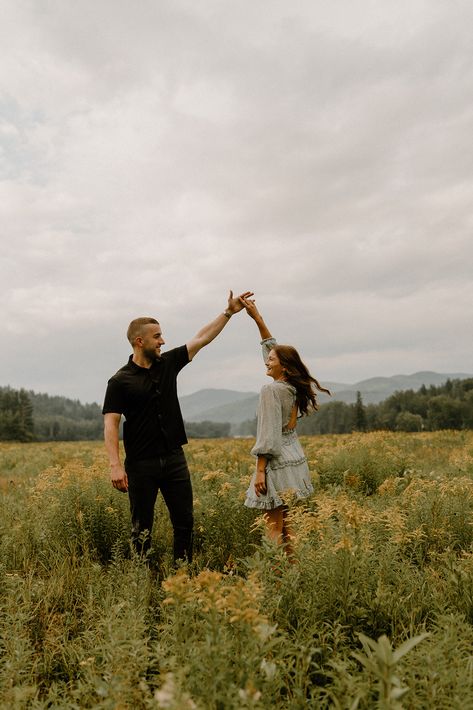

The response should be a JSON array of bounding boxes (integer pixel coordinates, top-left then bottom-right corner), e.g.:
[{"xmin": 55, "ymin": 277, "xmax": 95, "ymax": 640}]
[{"xmin": 272, "ymin": 344, "xmax": 331, "ymax": 415}]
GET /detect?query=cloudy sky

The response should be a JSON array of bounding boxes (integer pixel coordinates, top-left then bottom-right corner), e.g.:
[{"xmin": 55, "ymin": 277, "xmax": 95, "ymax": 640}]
[{"xmin": 1, "ymin": 0, "xmax": 472, "ymax": 404}]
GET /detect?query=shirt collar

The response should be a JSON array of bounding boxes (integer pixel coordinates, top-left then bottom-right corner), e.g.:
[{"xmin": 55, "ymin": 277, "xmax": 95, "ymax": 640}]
[{"xmin": 128, "ymin": 354, "xmax": 162, "ymax": 372}]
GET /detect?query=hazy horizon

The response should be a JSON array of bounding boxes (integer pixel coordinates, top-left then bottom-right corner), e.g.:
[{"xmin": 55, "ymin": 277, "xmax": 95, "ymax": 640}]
[{"xmin": 5, "ymin": 367, "xmax": 472, "ymax": 407}]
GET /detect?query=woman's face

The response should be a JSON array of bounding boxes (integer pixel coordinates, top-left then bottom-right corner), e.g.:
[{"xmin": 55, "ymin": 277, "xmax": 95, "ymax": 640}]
[{"xmin": 266, "ymin": 349, "xmax": 285, "ymax": 381}]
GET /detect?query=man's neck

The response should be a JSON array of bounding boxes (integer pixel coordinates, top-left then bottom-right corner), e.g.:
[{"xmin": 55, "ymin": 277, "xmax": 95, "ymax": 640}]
[{"xmin": 132, "ymin": 352, "xmax": 154, "ymax": 369}]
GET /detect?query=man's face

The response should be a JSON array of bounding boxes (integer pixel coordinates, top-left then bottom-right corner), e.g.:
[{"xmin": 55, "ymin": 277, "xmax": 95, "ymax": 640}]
[{"xmin": 139, "ymin": 323, "xmax": 165, "ymax": 361}]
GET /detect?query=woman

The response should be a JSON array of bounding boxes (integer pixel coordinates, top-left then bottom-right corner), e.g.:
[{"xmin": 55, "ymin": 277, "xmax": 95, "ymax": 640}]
[{"xmin": 242, "ymin": 298, "xmax": 330, "ymax": 553}]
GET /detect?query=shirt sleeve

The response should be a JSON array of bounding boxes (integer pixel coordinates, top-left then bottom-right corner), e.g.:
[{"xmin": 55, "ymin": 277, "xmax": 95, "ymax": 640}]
[
  {"xmin": 102, "ymin": 378, "xmax": 125, "ymax": 415},
  {"xmin": 168, "ymin": 345, "xmax": 191, "ymax": 374},
  {"xmin": 158, "ymin": 345, "xmax": 190, "ymax": 376},
  {"xmin": 261, "ymin": 337, "xmax": 277, "ymax": 364},
  {"xmin": 251, "ymin": 384, "xmax": 283, "ymax": 458}
]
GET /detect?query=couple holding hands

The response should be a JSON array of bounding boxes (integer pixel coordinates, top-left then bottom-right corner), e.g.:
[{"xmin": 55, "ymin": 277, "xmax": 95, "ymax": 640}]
[{"xmin": 103, "ymin": 290, "xmax": 329, "ymax": 564}]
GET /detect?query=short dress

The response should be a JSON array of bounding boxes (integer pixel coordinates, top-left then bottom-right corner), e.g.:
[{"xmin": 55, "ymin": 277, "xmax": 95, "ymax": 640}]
[{"xmin": 244, "ymin": 338, "xmax": 314, "ymax": 510}]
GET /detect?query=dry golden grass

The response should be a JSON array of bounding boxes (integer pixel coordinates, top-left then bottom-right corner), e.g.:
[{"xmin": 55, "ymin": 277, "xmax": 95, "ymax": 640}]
[{"xmin": 1, "ymin": 431, "xmax": 473, "ymax": 707}]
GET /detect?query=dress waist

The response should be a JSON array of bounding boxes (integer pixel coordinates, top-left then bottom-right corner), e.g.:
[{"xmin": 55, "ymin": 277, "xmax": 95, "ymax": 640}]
[{"xmin": 281, "ymin": 428, "xmax": 297, "ymax": 438}]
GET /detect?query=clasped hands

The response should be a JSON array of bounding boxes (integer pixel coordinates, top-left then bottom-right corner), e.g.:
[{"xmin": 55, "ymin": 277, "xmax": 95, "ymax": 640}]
[
  {"xmin": 224, "ymin": 289, "xmax": 262, "ymax": 321},
  {"xmin": 226, "ymin": 290, "xmax": 254, "ymax": 315}
]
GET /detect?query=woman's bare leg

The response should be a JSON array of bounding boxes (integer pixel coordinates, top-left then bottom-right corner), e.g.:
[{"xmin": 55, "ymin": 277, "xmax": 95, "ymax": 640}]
[
  {"xmin": 282, "ymin": 509, "xmax": 295, "ymax": 559},
  {"xmin": 263, "ymin": 506, "xmax": 285, "ymax": 545}
]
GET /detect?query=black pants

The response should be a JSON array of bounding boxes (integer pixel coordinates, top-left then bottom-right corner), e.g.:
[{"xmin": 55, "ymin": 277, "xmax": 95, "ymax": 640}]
[{"xmin": 125, "ymin": 448, "xmax": 193, "ymax": 563}]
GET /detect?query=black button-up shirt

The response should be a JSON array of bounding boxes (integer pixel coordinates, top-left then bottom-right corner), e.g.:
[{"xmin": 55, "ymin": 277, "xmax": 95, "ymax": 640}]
[{"xmin": 102, "ymin": 345, "xmax": 190, "ymax": 462}]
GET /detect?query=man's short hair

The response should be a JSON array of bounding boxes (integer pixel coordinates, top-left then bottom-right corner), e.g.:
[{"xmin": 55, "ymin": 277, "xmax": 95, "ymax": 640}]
[{"xmin": 127, "ymin": 317, "xmax": 159, "ymax": 346}]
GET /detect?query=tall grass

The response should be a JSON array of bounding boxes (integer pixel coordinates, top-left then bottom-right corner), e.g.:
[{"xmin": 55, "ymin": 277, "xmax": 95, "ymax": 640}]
[{"xmin": 1, "ymin": 432, "xmax": 473, "ymax": 707}]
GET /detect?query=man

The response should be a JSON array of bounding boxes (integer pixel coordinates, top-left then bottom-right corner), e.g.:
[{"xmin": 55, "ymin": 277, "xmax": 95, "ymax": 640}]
[{"xmin": 102, "ymin": 290, "xmax": 252, "ymax": 565}]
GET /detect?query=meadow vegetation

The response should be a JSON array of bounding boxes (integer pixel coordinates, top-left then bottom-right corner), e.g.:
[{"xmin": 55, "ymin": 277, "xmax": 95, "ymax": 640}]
[{"xmin": 1, "ymin": 431, "xmax": 473, "ymax": 708}]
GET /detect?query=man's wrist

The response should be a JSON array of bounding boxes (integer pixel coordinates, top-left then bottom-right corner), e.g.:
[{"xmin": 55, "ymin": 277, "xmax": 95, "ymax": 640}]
[{"xmin": 223, "ymin": 310, "xmax": 233, "ymax": 319}]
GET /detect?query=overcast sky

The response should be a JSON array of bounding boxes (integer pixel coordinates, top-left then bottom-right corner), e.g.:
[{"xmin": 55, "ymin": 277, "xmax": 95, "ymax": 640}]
[{"xmin": 1, "ymin": 0, "xmax": 472, "ymax": 404}]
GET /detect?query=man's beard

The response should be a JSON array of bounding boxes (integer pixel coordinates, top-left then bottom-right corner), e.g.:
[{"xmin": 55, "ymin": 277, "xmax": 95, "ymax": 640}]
[{"xmin": 143, "ymin": 346, "xmax": 160, "ymax": 362}]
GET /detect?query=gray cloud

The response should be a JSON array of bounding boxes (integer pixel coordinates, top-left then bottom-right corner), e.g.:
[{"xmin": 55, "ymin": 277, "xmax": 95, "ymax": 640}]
[{"xmin": 1, "ymin": 0, "xmax": 472, "ymax": 403}]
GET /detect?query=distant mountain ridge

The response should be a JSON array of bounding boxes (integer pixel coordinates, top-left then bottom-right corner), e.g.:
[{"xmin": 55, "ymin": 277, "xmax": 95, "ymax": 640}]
[
  {"xmin": 180, "ymin": 371, "xmax": 473, "ymax": 424},
  {"xmin": 177, "ymin": 389, "xmax": 256, "ymax": 420}
]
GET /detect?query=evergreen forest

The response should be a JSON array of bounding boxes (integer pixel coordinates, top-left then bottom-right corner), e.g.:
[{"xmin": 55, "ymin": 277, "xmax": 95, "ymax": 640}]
[
  {"xmin": 237, "ymin": 377, "xmax": 473, "ymax": 436},
  {"xmin": 1, "ymin": 377, "xmax": 473, "ymax": 442}
]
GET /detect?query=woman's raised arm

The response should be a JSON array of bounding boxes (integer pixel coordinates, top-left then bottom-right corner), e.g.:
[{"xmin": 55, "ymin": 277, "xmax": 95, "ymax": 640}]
[{"xmin": 241, "ymin": 298, "xmax": 273, "ymax": 341}]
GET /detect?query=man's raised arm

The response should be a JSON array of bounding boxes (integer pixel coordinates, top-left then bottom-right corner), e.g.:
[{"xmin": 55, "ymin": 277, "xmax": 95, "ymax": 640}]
[{"xmin": 186, "ymin": 290, "xmax": 253, "ymax": 361}]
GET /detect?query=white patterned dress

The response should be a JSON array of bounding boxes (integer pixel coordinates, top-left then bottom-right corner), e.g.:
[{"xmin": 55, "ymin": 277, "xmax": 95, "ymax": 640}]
[{"xmin": 244, "ymin": 338, "xmax": 314, "ymax": 510}]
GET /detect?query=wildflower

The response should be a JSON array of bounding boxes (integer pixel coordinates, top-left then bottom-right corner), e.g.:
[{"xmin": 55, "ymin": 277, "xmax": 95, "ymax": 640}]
[
  {"xmin": 260, "ymin": 658, "xmax": 277, "ymax": 681},
  {"xmin": 256, "ymin": 623, "xmax": 278, "ymax": 643},
  {"xmin": 162, "ymin": 569, "xmax": 194, "ymax": 606},
  {"xmin": 238, "ymin": 681, "xmax": 262, "ymax": 704},
  {"xmin": 79, "ymin": 657, "xmax": 95, "ymax": 667},
  {"xmin": 344, "ymin": 472, "xmax": 361, "ymax": 489},
  {"xmin": 201, "ymin": 470, "xmax": 227, "ymax": 482},
  {"xmin": 154, "ymin": 673, "xmax": 197, "ymax": 709},
  {"xmin": 334, "ymin": 535, "xmax": 355, "ymax": 553},
  {"xmin": 378, "ymin": 477, "xmax": 405, "ymax": 496},
  {"xmin": 218, "ymin": 481, "xmax": 234, "ymax": 496}
]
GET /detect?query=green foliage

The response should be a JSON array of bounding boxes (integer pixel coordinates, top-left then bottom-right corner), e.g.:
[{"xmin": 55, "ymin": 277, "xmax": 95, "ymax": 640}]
[
  {"xmin": 352, "ymin": 633, "xmax": 429, "ymax": 708},
  {"xmin": 3, "ymin": 376, "xmax": 472, "ymax": 445},
  {"xmin": 1, "ymin": 433, "xmax": 473, "ymax": 707},
  {"xmin": 184, "ymin": 420, "xmax": 231, "ymax": 438},
  {"xmin": 30, "ymin": 390, "xmax": 104, "ymax": 441},
  {"xmin": 313, "ymin": 433, "xmax": 413, "ymax": 493},
  {"xmin": 354, "ymin": 391, "xmax": 367, "ymax": 432},
  {"xmin": 0, "ymin": 387, "xmax": 104, "ymax": 442},
  {"xmin": 394, "ymin": 411, "xmax": 423, "ymax": 432},
  {"xmin": 299, "ymin": 377, "xmax": 473, "ymax": 435},
  {"xmin": 0, "ymin": 387, "xmax": 34, "ymax": 442},
  {"xmin": 1, "ymin": 385, "xmax": 236, "ymax": 442},
  {"xmin": 298, "ymin": 400, "xmax": 355, "ymax": 435}
]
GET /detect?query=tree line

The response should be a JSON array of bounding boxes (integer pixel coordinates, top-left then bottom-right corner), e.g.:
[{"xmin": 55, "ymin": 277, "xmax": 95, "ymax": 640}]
[
  {"xmin": 237, "ymin": 378, "xmax": 473, "ymax": 436},
  {"xmin": 1, "ymin": 378, "xmax": 472, "ymax": 442},
  {"xmin": 299, "ymin": 377, "xmax": 473, "ymax": 434},
  {"xmin": 0, "ymin": 387, "xmax": 231, "ymax": 442},
  {"xmin": 0, "ymin": 388, "xmax": 34, "ymax": 442},
  {"xmin": 0, "ymin": 387, "xmax": 103, "ymax": 442}
]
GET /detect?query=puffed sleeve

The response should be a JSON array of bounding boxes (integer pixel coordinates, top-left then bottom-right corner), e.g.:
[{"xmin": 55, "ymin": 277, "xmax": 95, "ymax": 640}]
[
  {"xmin": 261, "ymin": 337, "xmax": 277, "ymax": 364},
  {"xmin": 251, "ymin": 384, "xmax": 283, "ymax": 458}
]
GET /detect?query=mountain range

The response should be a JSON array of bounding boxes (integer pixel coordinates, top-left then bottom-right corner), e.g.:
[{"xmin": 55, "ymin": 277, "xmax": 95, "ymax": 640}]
[{"xmin": 179, "ymin": 371, "xmax": 472, "ymax": 424}]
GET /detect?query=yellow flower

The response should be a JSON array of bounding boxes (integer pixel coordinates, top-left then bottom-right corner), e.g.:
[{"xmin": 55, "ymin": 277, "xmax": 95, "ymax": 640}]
[
  {"xmin": 334, "ymin": 535, "xmax": 355, "ymax": 553},
  {"xmin": 218, "ymin": 481, "xmax": 234, "ymax": 496},
  {"xmin": 201, "ymin": 470, "xmax": 227, "ymax": 482}
]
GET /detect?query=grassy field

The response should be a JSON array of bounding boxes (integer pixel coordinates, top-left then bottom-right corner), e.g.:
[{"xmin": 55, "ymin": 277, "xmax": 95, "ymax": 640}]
[{"xmin": 1, "ymin": 431, "xmax": 473, "ymax": 708}]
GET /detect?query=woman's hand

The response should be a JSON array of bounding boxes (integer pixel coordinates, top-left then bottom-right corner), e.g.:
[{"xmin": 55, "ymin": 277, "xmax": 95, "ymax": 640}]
[
  {"xmin": 227, "ymin": 290, "xmax": 254, "ymax": 315},
  {"xmin": 241, "ymin": 297, "xmax": 261, "ymax": 321},
  {"xmin": 254, "ymin": 467, "xmax": 267, "ymax": 496},
  {"xmin": 242, "ymin": 298, "xmax": 273, "ymax": 340}
]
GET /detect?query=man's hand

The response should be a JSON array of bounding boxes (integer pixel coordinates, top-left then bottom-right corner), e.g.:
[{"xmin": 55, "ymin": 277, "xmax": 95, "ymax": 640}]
[
  {"xmin": 227, "ymin": 290, "xmax": 254, "ymax": 315},
  {"xmin": 111, "ymin": 462, "xmax": 128, "ymax": 493},
  {"xmin": 186, "ymin": 290, "xmax": 254, "ymax": 360}
]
